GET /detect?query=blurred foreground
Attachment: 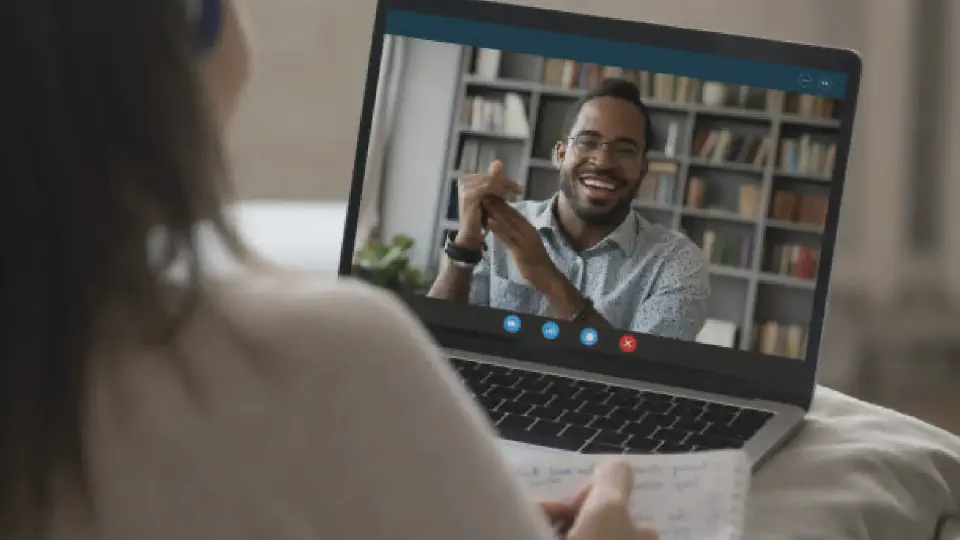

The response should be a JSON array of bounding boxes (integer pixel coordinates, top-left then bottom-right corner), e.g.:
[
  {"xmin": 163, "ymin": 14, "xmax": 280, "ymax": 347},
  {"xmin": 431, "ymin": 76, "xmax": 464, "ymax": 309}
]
[{"xmin": 821, "ymin": 287, "xmax": 960, "ymax": 434}]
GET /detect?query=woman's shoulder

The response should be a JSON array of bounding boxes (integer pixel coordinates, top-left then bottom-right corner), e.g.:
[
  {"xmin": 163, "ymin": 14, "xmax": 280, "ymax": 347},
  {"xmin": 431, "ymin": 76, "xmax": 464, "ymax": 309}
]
[
  {"xmin": 81, "ymin": 274, "xmax": 541, "ymax": 540},
  {"xmin": 206, "ymin": 272, "xmax": 437, "ymax": 372},
  {"xmin": 215, "ymin": 271, "xmax": 398, "ymax": 315}
]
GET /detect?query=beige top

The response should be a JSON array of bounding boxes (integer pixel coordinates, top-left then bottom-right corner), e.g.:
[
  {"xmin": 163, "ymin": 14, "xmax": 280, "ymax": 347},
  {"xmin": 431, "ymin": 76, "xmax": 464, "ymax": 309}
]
[{"xmin": 44, "ymin": 275, "xmax": 555, "ymax": 540}]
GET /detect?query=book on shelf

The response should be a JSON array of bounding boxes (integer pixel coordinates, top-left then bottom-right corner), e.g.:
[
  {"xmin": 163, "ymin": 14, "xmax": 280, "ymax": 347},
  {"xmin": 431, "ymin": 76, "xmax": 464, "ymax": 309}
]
[
  {"xmin": 692, "ymin": 129, "xmax": 772, "ymax": 167},
  {"xmin": 733, "ymin": 85, "xmax": 768, "ymax": 110},
  {"xmin": 541, "ymin": 60, "xmax": 658, "ymax": 96},
  {"xmin": 778, "ymin": 135, "xmax": 836, "ymax": 177},
  {"xmin": 754, "ymin": 321, "xmax": 806, "ymax": 359},
  {"xmin": 765, "ymin": 90, "xmax": 785, "ymax": 114},
  {"xmin": 502, "ymin": 93, "xmax": 530, "ymax": 137},
  {"xmin": 541, "ymin": 62, "xmax": 699, "ymax": 102},
  {"xmin": 683, "ymin": 179, "xmax": 761, "ymax": 218},
  {"xmin": 537, "ymin": 62, "xmax": 837, "ymax": 121},
  {"xmin": 460, "ymin": 93, "xmax": 530, "ymax": 136},
  {"xmin": 700, "ymin": 230, "xmax": 752, "ymax": 268},
  {"xmin": 685, "ymin": 177, "xmax": 706, "ymax": 209},
  {"xmin": 457, "ymin": 140, "xmax": 499, "ymax": 173},
  {"xmin": 783, "ymin": 93, "xmax": 835, "ymax": 119},
  {"xmin": 737, "ymin": 185, "xmax": 762, "ymax": 218},
  {"xmin": 636, "ymin": 162, "xmax": 678, "ymax": 206},
  {"xmin": 766, "ymin": 243, "xmax": 818, "ymax": 280},
  {"xmin": 770, "ymin": 191, "xmax": 828, "ymax": 227},
  {"xmin": 652, "ymin": 73, "xmax": 697, "ymax": 102},
  {"xmin": 662, "ymin": 121, "xmax": 681, "ymax": 157},
  {"xmin": 474, "ymin": 49, "xmax": 501, "ymax": 79}
]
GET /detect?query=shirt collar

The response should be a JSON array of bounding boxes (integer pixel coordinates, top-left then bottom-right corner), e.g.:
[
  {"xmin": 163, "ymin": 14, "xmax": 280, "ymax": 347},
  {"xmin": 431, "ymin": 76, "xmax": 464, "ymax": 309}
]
[{"xmin": 532, "ymin": 194, "xmax": 642, "ymax": 255}]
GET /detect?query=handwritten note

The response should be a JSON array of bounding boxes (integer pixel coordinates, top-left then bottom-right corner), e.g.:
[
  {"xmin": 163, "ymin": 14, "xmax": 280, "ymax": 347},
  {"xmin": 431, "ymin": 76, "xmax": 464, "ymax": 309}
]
[{"xmin": 513, "ymin": 450, "xmax": 748, "ymax": 540}]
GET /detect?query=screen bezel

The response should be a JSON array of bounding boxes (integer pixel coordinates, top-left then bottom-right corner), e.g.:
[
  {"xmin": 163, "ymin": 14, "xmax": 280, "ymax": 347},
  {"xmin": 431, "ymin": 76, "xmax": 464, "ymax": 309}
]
[{"xmin": 340, "ymin": 0, "xmax": 862, "ymax": 409}]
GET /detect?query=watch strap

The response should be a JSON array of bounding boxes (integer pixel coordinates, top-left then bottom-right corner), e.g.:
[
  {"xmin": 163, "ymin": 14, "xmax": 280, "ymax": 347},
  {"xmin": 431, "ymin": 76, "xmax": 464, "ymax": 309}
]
[
  {"xmin": 444, "ymin": 231, "xmax": 484, "ymax": 265},
  {"xmin": 444, "ymin": 255, "xmax": 477, "ymax": 269}
]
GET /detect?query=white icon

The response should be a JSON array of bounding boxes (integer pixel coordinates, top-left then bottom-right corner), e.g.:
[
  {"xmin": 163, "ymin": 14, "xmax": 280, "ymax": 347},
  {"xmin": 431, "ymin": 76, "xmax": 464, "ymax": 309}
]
[
  {"xmin": 580, "ymin": 327, "xmax": 599, "ymax": 346},
  {"xmin": 818, "ymin": 78, "xmax": 832, "ymax": 89},
  {"xmin": 797, "ymin": 73, "xmax": 813, "ymax": 88}
]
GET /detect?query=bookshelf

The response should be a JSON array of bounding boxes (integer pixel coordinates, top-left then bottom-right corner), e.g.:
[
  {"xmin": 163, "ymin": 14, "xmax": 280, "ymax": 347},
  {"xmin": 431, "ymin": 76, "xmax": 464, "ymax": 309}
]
[{"xmin": 431, "ymin": 47, "xmax": 839, "ymax": 356}]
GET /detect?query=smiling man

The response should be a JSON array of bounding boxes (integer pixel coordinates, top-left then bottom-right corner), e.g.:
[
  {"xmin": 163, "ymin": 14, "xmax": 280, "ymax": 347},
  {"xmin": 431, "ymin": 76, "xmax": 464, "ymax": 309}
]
[{"xmin": 427, "ymin": 78, "xmax": 709, "ymax": 340}]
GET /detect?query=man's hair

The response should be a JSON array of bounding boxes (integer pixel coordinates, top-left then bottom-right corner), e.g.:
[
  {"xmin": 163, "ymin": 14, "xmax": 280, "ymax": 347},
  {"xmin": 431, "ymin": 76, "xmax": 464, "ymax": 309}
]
[
  {"xmin": 562, "ymin": 77, "xmax": 657, "ymax": 154},
  {"xmin": 1, "ymin": 0, "xmax": 246, "ymax": 535}
]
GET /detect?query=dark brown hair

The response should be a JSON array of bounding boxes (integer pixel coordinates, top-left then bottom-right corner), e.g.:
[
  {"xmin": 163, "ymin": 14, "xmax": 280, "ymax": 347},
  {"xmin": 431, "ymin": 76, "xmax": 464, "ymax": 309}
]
[
  {"xmin": 563, "ymin": 77, "xmax": 657, "ymax": 154},
  {"xmin": 0, "ymin": 0, "xmax": 244, "ymax": 534}
]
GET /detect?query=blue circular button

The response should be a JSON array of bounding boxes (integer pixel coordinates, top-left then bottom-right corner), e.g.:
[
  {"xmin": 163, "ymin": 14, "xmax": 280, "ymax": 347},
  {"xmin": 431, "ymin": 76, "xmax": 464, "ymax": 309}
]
[
  {"xmin": 580, "ymin": 327, "xmax": 599, "ymax": 347},
  {"xmin": 541, "ymin": 321, "xmax": 559, "ymax": 340},
  {"xmin": 503, "ymin": 314, "xmax": 522, "ymax": 334}
]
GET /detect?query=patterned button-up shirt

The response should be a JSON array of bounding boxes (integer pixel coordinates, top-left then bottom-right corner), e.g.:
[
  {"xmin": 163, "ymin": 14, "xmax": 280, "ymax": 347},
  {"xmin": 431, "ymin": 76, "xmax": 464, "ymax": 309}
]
[{"xmin": 469, "ymin": 197, "xmax": 710, "ymax": 340}]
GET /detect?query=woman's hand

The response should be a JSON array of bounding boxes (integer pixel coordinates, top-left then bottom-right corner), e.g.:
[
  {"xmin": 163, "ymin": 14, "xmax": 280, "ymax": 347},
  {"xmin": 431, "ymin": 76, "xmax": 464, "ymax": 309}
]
[{"xmin": 539, "ymin": 460, "xmax": 659, "ymax": 540}]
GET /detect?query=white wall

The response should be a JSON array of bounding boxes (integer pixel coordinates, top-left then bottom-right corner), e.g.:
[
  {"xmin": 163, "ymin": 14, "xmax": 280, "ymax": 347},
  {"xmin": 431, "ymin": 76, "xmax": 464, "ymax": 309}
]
[
  {"xmin": 853, "ymin": 0, "xmax": 913, "ymax": 302},
  {"xmin": 378, "ymin": 39, "xmax": 462, "ymax": 269},
  {"xmin": 229, "ymin": 0, "xmax": 376, "ymax": 201}
]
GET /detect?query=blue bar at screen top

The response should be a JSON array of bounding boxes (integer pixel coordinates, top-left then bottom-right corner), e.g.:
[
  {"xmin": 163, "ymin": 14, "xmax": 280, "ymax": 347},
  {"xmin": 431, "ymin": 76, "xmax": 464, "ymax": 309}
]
[{"xmin": 385, "ymin": 10, "xmax": 848, "ymax": 99}]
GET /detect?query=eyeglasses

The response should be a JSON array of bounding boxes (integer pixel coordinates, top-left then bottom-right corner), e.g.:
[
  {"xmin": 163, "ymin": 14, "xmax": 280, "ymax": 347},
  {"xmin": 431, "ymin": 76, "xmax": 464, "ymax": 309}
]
[{"xmin": 568, "ymin": 133, "xmax": 644, "ymax": 164}]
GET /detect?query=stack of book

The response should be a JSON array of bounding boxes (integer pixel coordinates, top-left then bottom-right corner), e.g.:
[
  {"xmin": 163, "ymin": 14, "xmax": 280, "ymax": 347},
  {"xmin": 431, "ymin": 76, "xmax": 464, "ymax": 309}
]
[
  {"xmin": 754, "ymin": 321, "xmax": 807, "ymax": 359},
  {"xmin": 459, "ymin": 93, "xmax": 530, "ymax": 137},
  {"xmin": 778, "ymin": 135, "xmax": 837, "ymax": 177},
  {"xmin": 691, "ymin": 130, "xmax": 772, "ymax": 167},
  {"xmin": 769, "ymin": 191, "xmax": 829, "ymax": 227},
  {"xmin": 782, "ymin": 93, "xmax": 836, "ymax": 119},
  {"xmin": 538, "ymin": 61, "xmax": 838, "ymax": 119},
  {"xmin": 765, "ymin": 243, "xmax": 818, "ymax": 280},
  {"xmin": 457, "ymin": 140, "xmax": 500, "ymax": 173},
  {"xmin": 701, "ymin": 230, "xmax": 752, "ymax": 269},
  {"xmin": 684, "ymin": 177, "xmax": 761, "ymax": 219},
  {"xmin": 635, "ymin": 162, "xmax": 678, "ymax": 206}
]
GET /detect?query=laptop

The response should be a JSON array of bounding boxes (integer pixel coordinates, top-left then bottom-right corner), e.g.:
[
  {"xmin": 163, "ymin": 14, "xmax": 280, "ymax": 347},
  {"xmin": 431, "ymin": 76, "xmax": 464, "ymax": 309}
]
[{"xmin": 341, "ymin": 0, "xmax": 861, "ymax": 469}]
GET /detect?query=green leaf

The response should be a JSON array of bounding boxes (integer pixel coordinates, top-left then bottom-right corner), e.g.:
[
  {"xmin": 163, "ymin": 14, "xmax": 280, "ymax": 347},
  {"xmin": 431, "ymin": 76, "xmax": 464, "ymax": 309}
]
[
  {"xmin": 392, "ymin": 234, "xmax": 415, "ymax": 252},
  {"xmin": 375, "ymin": 245, "xmax": 406, "ymax": 269},
  {"xmin": 355, "ymin": 235, "xmax": 430, "ymax": 293}
]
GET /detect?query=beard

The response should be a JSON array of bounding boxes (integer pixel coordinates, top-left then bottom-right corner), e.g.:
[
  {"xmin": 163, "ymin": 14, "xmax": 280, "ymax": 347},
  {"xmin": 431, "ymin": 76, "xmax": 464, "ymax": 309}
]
[{"xmin": 558, "ymin": 172, "xmax": 637, "ymax": 226}]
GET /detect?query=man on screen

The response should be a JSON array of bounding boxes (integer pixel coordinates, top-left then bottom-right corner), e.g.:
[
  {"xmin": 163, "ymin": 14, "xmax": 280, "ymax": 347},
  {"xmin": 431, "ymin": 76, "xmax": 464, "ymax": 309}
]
[{"xmin": 427, "ymin": 78, "xmax": 709, "ymax": 340}]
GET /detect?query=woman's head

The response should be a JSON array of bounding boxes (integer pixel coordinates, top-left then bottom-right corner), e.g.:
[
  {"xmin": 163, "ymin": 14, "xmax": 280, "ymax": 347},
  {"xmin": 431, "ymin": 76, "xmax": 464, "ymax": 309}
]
[
  {"xmin": 194, "ymin": 0, "xmax": 254, "ymax": 129},
  {"xmin": 0, "ymin": 0, "xmax": 251, "ymax": 534}
]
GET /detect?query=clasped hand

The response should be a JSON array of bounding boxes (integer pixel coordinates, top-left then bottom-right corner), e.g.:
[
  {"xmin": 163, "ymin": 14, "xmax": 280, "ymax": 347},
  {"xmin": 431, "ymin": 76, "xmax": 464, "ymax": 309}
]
[
  {"xmin": 481, "ymin": 198, "xmax": 558, "ymax": 291},
  {"xmin": 455, "ymin": 159, "xmax": 559, "ymax": 291}
]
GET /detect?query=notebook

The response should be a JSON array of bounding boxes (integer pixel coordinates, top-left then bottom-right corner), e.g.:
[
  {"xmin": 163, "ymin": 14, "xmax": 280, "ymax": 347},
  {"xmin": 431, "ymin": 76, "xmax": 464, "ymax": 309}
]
[{"xmin": 513, "ymin": 450, "xmax": 749, "ymax": 540}]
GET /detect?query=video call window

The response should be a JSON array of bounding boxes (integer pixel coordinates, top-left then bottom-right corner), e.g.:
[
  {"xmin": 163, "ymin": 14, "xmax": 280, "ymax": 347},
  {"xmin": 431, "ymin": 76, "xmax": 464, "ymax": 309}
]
[{"xmin": 353, "ymin": 31, "xmax": 843, "ymax": 362}]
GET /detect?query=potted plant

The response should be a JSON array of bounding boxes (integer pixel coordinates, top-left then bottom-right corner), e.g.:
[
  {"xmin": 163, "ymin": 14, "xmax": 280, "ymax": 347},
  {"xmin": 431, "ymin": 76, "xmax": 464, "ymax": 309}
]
[{"xmin": 353, "ymin": 234, "xmax": 431, "ymax": 294}]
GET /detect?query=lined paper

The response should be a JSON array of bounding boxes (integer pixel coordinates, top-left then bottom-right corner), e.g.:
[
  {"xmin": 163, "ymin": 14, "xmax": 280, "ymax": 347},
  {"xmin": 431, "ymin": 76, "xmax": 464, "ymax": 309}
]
[{"xmin": 513, "ymin": 450, "xmax": 748, "ymax": 540}]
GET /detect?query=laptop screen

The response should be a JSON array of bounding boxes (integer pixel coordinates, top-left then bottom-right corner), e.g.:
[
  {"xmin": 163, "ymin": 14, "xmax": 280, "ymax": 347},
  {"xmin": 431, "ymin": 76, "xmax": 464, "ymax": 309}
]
[{"xmin": 348, "ymin": 4, "xmax": 857, "ymax": 374}]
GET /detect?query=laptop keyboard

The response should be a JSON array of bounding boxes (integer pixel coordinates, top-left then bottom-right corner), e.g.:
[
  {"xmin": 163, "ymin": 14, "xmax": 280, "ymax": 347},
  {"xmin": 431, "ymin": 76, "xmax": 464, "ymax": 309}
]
[{"xmin": 450, "ymin": 357, "xmax": 773, "ymax": 454}]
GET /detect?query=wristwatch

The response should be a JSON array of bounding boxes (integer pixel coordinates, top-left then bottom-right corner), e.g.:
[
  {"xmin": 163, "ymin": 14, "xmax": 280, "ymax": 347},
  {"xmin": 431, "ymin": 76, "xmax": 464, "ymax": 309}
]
[{"xmin": 443, "ymin": 230, "xmax": 485, "ymax": 266}]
